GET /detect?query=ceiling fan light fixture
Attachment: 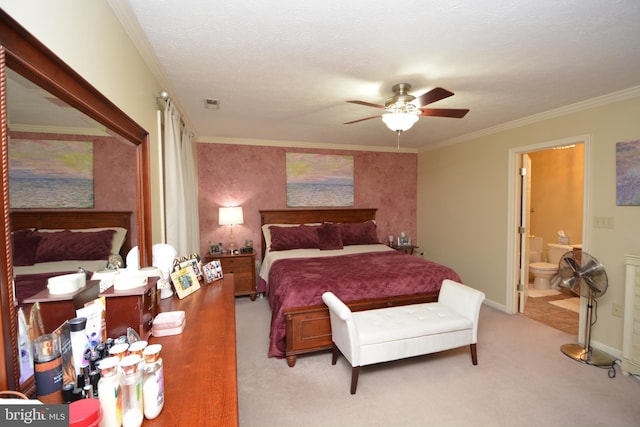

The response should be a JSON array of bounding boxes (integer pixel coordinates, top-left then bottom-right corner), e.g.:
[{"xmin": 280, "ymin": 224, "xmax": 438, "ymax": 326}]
[{"xmin": 381, "ymin": 111, "xmax": 419, "ymax": 132}]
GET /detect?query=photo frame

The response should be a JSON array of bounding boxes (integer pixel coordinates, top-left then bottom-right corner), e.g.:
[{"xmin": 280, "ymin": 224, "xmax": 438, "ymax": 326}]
[
  {"xmin": 202, "ymin": 260, "xmax": 224, "ymax": 284},
  {"xmin": 170, "ymin": 265, "xmax": 201, "ymax": 299},
  {"xmin": 209, "ymin": 242, "xmax": 223, "ymax": 255},
  {"xmin": 397, "ymin": 236, "xmax": 411, "ymax": 247},
  {"xmin": 175, "ymin": 254, "xmax": 203, "ymax": 281}
]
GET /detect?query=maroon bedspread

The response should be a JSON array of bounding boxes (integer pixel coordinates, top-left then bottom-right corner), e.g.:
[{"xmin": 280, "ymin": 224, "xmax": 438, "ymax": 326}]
[{"xmin": 266, "ymin": 250, "xmax": 461, "ymax": 357}]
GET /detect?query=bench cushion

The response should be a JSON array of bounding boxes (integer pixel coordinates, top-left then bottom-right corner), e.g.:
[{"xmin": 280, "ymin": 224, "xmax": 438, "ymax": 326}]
[{"xmin": 353, "ymin": 302, "xmax": 472, "ymax": 346}]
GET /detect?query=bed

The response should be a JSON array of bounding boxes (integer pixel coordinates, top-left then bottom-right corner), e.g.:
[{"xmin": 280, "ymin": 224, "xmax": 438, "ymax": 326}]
[
  {"xmin": 10, "ymin": 210, "xmax": 132, "ymax": 305},
  {"xmin": 259, "ymin": 208, "xmax": 461, "ymax": 367}
]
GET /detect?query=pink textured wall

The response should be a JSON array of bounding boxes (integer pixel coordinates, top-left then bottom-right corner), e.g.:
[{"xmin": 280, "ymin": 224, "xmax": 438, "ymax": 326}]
[{"xmin": 197, "ymin": 143, "xmax": 417, "ymax": 260}]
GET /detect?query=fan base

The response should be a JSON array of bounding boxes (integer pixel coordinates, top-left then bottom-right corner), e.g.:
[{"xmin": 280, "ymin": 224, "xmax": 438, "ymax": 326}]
[{"xmin": 560, "ymin": 343, "xmax": 615, "ymax": 367}]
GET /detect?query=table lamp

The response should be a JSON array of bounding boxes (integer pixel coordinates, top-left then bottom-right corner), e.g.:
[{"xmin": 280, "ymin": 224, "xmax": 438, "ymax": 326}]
[{"xmin": 218, "ymin": 206, "xmax": 244, "ymax": 252}]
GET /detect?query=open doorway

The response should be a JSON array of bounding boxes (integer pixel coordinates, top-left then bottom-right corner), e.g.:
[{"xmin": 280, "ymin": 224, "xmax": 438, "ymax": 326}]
[{"xmin": 506, "ymin": 135, "xmax": 590, "ymax": 341}]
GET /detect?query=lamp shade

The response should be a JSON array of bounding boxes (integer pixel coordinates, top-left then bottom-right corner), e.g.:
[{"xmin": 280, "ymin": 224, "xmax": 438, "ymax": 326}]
[
  {"xmin": 218, "ymin": 206, "xmax": 244, "ymax": 226},
  {"xmin": 381, "ymin": 112, "xmax": 419, "ymax": 132}
]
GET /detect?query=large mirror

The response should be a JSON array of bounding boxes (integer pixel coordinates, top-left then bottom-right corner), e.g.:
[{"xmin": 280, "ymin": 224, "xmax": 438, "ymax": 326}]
[{"xmin": 0, "ymin": 10, "xmax": 153, "ymax": 393}]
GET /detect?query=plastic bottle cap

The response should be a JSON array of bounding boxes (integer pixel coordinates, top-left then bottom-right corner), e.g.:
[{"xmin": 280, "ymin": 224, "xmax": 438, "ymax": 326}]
[
  {"xmin": 69, "ymin": 317, "xmax": 88, "ymax": 332},
  {"xmin": 69, "ymin": 398, "xmax": 102, "ymax": 427}
]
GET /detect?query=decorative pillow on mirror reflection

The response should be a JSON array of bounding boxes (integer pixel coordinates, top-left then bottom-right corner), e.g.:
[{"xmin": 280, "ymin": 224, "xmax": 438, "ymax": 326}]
[
  {"xmin": 37, "ymin": 226, "xmax": 127, "ymax": 255},
  {"xmin": 34, "ymin": 229, "xmax": 116, "ymax": 262},
  {"xmin": 11, "ymin": 229, "xmax": 41, "ymax": 266}
]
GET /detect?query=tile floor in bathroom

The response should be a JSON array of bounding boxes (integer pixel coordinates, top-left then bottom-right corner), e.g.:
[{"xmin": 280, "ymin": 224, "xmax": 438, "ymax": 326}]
[{"xmin": 524, "ymin": 286, "xmax": 579, "ymax": 336}]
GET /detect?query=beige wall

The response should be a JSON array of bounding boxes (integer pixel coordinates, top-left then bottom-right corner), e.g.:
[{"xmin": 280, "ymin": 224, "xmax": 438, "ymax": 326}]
[
  {"xmin": 529, "ymin": 144, "xmax": 584, "ymax": 254},
  {"xmin": 0, "ymin": 0, "xmax": 165, "ymax": 243},
  {"xmin": 418, "ymin": 94, "xmax": 640, "ymax": 354}
]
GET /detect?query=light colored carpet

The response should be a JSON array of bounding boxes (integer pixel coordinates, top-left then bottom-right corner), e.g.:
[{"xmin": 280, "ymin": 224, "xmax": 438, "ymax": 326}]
[
  {"xmin": 235, "ymin": 296, "xmax": 640, "ymax": 427},
  {"xmin": 549, "ymin": 297, "xmax": 581, "ymax": 313},
  {"xmin": 527, "ymin": 288, "xmax": 561, "ymax": 298}
]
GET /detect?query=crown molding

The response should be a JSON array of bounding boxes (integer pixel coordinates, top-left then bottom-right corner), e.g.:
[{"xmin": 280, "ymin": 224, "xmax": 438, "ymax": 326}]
[
  {"xmin": 421, "ymin": 85, "xmax": 640, "ymax": 152},
  {"xmin": 107, "ymin": 0, "xmax": 196, "ymax": 131},
  {"xmin": 197, "ymin": 136, "xmax": 418, "ymax": 153}
]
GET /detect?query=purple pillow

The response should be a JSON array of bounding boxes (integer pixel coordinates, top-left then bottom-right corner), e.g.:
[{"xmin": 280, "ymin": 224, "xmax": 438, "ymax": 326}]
[
  {"xmin": 12, "ymin": 230, "xmax": 41, "ymax": 266},
  {"xmin": 317, "ymin": 223, "xmax": 343, "ymax": 250},
  {"xmin": 34, "ymin": 229, "xmax": 115, "ymax": 262},
  {"xmin": 269, "ymin": 225, "xmax": 320, "ymax": 251},
  {"xmin": 338, "ymin": 221, "xmax": 379, "ymax": 246}
]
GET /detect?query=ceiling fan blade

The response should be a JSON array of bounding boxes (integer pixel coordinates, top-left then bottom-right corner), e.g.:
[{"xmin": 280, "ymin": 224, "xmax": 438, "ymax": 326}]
[
  {"xmin": 344, "ymin": 115, "xmax": 382, "ymax": 124},
  {"xmin": 418, "ymin": 108, "xmax": 469, "ymax": 118},
  {"xmin": 414, "ymin": 87, "xmax": 454, "ymax": 107},
  {"xmin": 347, "ymin": 100, "xmax": 385, "ymax": 109}
]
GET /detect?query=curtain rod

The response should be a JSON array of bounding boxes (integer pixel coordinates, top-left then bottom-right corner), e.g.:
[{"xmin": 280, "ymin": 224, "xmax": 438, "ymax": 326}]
[{"xmin": 156, "ymin": 91, "xmax": 193, "ymax": 137}]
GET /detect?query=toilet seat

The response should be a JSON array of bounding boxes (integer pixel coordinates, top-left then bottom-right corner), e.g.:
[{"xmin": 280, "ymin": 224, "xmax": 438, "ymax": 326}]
[{"xmin": 529, "ymin": 262, "xmax": 557, "ymax": 271}]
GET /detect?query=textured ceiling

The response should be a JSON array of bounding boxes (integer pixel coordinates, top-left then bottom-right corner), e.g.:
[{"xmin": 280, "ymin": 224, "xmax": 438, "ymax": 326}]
[{"xmin": 112, "ymin": 0, "xmax": 640, "ymax": 150}]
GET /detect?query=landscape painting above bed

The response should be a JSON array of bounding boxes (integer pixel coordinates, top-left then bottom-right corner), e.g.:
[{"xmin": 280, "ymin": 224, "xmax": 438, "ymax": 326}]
[
  {"xmin": 9, "ymin": 139, "xmax": 94, "ymax": 208},
  {"xmin": 285, "ymin": 153, "xmax": 354, "ymax": 207}
]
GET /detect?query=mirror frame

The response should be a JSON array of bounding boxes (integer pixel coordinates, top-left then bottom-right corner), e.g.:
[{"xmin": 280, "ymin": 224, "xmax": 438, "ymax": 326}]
[{"xmin": 0, "ymin": 10, "xmax": 153, "ymax": 392}]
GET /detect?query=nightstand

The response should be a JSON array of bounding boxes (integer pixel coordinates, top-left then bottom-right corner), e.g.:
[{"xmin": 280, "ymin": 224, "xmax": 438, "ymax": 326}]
[
  {"xmin": 207, "ymin": 252, "xmax": 256, "ymax": 300},
  {"xmin": 390, "ymin": 244, "xmax": 418, "ymax": 255}
]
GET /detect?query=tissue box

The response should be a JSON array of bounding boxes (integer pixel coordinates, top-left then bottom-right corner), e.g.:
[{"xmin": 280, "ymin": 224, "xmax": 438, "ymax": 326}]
[{"xmin": 558, "ymin": 236, "xmax": 570, "ymax": 245}]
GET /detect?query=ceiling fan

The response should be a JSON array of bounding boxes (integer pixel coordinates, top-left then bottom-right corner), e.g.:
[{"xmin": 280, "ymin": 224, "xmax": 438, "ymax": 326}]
[{"xmin": 344, "ymin": 83, "xmax": 470, "ymax": 133}]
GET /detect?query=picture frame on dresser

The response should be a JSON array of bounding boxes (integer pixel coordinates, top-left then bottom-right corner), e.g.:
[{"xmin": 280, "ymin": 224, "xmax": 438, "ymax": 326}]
[
  {"xmin": 202, "ymin": 260, "xmax": 224, "ymax": 284},
  {"xmin": 170, "ymin": 266, "xmax": 201, "ymax": 299}
]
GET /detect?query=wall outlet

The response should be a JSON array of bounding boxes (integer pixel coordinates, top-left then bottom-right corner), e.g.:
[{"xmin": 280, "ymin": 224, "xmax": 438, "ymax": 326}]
[{"xmin": 612, "ymin": 303, "xmax": 624, "ymax": 318}]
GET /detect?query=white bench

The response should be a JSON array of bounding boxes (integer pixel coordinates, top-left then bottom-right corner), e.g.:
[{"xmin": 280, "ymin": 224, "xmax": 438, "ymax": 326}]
[{"xmin": 322, "ymin": 279, "xmax": 485, "ymax": 394}]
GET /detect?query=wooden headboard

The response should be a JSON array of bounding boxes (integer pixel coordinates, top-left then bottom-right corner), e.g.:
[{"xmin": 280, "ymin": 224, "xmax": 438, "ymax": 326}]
[
  {"xmin": 259, "ymin": 208, "xmax": 377, "ymax": 260},
  {"xmin": 10, "ymin": 210, "xmax": 133, "ymax": 258}
]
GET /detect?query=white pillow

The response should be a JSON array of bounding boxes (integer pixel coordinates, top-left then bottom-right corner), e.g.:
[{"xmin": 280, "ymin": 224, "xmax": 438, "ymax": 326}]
[{"xmin": 37, "ymin": 227, "xmax": 128, "ymax": 256}]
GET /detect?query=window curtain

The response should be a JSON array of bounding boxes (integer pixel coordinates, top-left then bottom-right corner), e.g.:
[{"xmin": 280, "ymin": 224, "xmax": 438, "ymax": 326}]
[{"xmin": 163, "ymin": 100, "xmax": 200, "ymax": 255}]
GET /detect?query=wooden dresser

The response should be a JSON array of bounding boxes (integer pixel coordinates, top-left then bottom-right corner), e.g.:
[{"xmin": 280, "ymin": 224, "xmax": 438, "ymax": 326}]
[{"xmin": 144, "ymin": 274, "xmax": 238, "ymax": 426}]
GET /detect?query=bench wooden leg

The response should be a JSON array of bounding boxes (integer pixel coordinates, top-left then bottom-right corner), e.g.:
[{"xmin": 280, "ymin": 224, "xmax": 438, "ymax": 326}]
[
  {"xmin": 331, "ymin": 342, "xmax": 339, "ymax": 365},
  {"xmin": 350, "ymin": 366, "xmax": 360, "ymax": 395},
  {"xmin": 470, "ymin": 343, "xmax": 478, "ymax": 365}
]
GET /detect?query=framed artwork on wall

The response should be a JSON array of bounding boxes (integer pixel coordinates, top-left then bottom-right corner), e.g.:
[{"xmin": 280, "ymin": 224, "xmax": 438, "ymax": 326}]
[
  {"xmin": 286, "ymin": 152, "xmax": 354, "ymax": 207},
  {"xmin": 616, "ymin": 140, "xmax": 640, "ymax": 206},
  {"xmin": 8, "ymin": 139, "xmax": 94, "ymax": 208}
]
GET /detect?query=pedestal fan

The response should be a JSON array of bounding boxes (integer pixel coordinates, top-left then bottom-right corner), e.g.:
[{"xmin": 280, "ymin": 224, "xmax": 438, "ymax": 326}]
[{"xmin": 553, "ymin": 250, "xmax": 615, "ymax": 368}]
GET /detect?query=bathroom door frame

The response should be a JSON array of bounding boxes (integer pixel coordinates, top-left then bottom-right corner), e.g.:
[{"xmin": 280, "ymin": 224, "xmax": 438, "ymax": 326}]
[{"xmin": 505, "ymin": 134, "xmax": 591, "ymax": 343}]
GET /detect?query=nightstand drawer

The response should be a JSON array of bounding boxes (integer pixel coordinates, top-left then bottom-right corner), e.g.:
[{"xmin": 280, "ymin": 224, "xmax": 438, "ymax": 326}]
[
  {"xmin": 207, "ymin": 253, "xmax": 257, "ymax": 301},
  {"xmin": 219, "ymin": 256, "xmax": 252, "ymax": 270}
]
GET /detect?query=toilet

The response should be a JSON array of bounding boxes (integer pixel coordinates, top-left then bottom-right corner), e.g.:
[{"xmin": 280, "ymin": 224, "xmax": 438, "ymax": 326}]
[{"xmin": 529, "ymin": 243, "xmax": 575, "ymax": 290}]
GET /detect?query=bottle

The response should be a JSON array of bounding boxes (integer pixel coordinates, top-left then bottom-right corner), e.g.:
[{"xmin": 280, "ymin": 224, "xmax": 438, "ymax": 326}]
[
  {"xmin": 18, "ymin": 307, "xmax": 34, "ymax": 383},
  {"xmin": 142, "ymin": 344, "xmax": 164, "ymax": 419},
  {"xmin": 97, "ymin": 357, "xmax": 122, "ymax": 427},
  {"xmin": 119, "ymin": 354, "xmax": 143, "ymax": 427},
  {"xmin": 69, "ymin": 317, "xmax": 90, "ymax": 377},
  {"xmin": 32, "ymin": 333, "xmax": 63, "ymax": 404}
]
